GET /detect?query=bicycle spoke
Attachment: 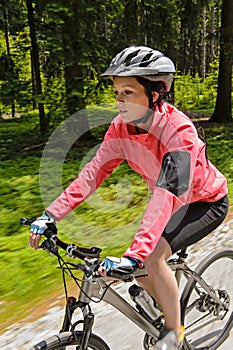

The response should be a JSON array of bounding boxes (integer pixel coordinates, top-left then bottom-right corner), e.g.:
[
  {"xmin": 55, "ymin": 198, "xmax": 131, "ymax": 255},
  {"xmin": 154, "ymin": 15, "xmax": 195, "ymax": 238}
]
[{"xmin": 181, "ymin": 250, "xmax": 233, "ymax": 349}]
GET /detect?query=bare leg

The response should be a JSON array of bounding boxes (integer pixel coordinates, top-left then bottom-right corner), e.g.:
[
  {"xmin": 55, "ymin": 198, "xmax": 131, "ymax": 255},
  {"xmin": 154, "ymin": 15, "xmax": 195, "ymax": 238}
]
[{"xmin": 136, "ymin": 237, "xmax": 181, "ymax": 333}]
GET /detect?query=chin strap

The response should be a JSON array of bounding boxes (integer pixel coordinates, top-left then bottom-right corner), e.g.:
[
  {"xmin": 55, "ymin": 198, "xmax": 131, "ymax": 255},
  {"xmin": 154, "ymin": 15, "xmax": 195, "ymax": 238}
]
[{"xmin": 133, "ymin": 108, "xmax": 154, "ymax": 125}]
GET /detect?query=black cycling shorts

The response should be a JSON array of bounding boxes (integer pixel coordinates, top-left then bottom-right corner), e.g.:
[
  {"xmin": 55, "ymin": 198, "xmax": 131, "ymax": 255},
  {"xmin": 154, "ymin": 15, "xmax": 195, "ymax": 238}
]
[{"xmin": 162, "ymin": 195, "xmax": 229, "ymax": 253}]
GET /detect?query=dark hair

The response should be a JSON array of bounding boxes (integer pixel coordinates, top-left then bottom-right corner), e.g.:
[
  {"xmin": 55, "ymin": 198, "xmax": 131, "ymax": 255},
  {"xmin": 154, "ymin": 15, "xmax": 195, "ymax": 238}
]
[{"xmin": 136, "ymin": 77, "xmax": 167, "ymax": 108}]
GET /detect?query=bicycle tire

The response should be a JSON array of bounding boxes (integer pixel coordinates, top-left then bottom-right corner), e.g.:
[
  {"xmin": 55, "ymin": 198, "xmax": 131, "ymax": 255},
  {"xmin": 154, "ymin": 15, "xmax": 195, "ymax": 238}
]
[
  {"xmin": 29, "ymin": 330, "xmax": 110, "ymax": 350},
  {"xmin": 180, "ymin": 249, "xmax": 233, "ymax": 350}
]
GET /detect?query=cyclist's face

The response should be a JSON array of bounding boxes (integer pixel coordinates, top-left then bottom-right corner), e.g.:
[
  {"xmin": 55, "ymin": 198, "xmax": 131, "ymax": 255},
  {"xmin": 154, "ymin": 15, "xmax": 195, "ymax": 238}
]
[{"xmin": 113, "ymin": 77, "xmax": 151, "ymax": 123}]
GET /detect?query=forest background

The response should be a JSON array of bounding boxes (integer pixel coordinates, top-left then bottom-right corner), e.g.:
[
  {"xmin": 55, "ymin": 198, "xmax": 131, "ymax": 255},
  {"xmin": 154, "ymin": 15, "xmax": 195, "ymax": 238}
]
[{"xmin": 0, "ymin": 0, "xmax": 232, "ymax": 332}]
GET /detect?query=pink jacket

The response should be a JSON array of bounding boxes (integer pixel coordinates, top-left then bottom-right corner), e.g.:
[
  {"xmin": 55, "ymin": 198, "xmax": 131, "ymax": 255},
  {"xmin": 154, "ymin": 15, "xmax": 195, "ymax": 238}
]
[{"xmin": 46, "ymin": 103, "xmax": 227, "ymax": 262}]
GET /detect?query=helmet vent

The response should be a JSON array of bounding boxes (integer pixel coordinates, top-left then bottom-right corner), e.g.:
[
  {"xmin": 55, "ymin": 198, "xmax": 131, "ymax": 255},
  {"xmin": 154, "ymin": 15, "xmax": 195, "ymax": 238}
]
[
  {"xmin": 124, "ymin": 49, "xmax": 141, "ymax": 66},
  {"xmin": 138, "ymin": 53, "xmax": 154, "ymax": 67}
]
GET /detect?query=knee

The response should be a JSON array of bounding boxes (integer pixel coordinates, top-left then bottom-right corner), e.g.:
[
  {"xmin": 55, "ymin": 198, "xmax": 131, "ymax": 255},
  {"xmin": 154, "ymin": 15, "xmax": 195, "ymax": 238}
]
[
  {"xmin": 143, "ymin": 237, "xmax": 172, "ymax": 276},
  {"xmin": 143, "ymin": 253, "xmax": 166, "ymax": 276}
]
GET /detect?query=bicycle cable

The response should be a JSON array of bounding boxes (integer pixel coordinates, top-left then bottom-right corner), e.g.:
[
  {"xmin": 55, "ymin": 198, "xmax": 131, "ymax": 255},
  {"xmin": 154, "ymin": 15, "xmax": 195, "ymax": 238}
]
[{"xmin": 56, "ymin": 253, "xmax": 116, "ymax": 304}]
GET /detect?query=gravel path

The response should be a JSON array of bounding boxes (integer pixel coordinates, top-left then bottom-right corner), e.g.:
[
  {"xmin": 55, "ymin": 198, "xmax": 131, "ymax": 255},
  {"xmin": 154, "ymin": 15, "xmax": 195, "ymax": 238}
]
[{"xmin": 1, "ymin": 219, "xmax": 233, "ymax": 350}]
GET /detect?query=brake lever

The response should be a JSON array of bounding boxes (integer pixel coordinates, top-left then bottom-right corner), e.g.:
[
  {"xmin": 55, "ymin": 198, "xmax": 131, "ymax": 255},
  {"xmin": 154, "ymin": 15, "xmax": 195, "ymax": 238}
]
[{"xmin": 40, "ymin": 239, "xmax": 59, "ymax": 256}]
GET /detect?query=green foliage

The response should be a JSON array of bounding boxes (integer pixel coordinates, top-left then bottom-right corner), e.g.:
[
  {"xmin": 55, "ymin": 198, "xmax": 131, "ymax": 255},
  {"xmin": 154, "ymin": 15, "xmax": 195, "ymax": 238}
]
[
  {"xmin": 174, "ymin": 61, "xmax": 233, "ymax": 114},
  {"xmin": 205, "ymin": 125, "xmax": 233, "ymax": 193},
  {"xmin": 0, "ymin": 0, "xmax": 232, "ymax": 125},
  {"xmin": 84, "ymin": 79, "xmax": 116, "ymax": 106},
  {"xmin": 174, "ymin": 62, "xmax": 219, "ymax": 110}
]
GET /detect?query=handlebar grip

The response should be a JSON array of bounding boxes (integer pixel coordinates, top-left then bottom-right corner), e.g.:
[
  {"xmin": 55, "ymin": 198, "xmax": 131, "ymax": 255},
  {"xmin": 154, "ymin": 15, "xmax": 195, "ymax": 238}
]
[
  {"xmin": 66, "ymin": 245, "xmax": 102, "ymax": 259},
  {"xmin": 20, "ymin": 218, "xmax": 35, "ymax": 226},
  {"xmin": 107, "ymin": 267, "xmax": 135, "ymax": 282}
]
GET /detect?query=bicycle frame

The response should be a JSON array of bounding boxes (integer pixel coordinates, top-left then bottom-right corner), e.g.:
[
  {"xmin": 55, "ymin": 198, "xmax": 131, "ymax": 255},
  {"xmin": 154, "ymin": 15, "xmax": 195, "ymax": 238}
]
[
  {"xmin": 60, "ymin": 250, "xmax": 228, "ymax": 347},
  {"xmin": 79, "ymin": 275, "xmax": 160, "ymax": 339}
]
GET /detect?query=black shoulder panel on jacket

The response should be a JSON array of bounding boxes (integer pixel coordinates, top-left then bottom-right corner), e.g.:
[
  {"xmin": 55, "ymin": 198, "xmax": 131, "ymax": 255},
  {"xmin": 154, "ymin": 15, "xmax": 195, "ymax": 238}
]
[{"xmin": 156, "ymin": 151, "xmax": 190, "ymax": 197}]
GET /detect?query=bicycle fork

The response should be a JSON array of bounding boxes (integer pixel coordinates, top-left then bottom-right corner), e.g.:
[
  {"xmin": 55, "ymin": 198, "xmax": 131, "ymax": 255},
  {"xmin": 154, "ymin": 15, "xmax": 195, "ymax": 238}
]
[
  {"xmin": 60, "ymin": 296, "xmax": 78, "ymax": 332},
  {"xmin": 60, "ymin": 296, "xmax": 95, "ymax": 350},
  {"xmin": 79, "ymin": 312, "xmax": 95, "ymax": 350}
]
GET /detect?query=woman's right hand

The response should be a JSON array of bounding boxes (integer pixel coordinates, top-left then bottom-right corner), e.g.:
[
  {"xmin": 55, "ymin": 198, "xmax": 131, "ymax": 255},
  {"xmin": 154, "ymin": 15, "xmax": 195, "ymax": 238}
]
[{"xmin": 30, "ymin": 212, "xmax": 56, "ymax": 249}]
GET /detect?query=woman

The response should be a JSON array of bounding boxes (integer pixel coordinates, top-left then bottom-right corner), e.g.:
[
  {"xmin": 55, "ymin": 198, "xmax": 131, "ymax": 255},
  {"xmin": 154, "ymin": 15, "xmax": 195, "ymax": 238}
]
[{"xmin": 30, "ymin": 46, "xmax": 228, "ymax": 350}]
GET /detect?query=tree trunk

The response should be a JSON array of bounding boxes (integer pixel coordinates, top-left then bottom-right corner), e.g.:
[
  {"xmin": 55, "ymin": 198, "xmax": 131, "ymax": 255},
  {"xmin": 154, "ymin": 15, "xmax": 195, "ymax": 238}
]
[
  {"xmin": 61, "ymin": 1, "xmax": 92, "ymax": 140},
  {"xmin": 210, "ymin": 0, "xmax": 233, "ymax": 123},
  {"xmin": 3, "ymin": 6, "xmax": 16, "ymax": 117},
  {"xmin": 123, "ymin": 0, "xmax": 139, "ymax": 44},
  {"xmin": 202, "ymin": 7, "xmax": 207, "ymax": 79},
  {"xmin": 210, "ymin": 0, "xmax": 217, "ymax": 65},
  {"xmin": 30, "ymin": 47, "xmax": 37, "ymax": 110},
  {"xmin": 26, "ymin": 0, "xmax": 47, "ymax": 132}
]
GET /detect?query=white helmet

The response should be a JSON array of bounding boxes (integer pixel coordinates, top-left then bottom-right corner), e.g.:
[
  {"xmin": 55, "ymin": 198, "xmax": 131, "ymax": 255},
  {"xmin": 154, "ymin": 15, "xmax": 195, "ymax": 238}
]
[{"xmin": 101, "ymin": 46, "xmax": 175, "ymax": 92}]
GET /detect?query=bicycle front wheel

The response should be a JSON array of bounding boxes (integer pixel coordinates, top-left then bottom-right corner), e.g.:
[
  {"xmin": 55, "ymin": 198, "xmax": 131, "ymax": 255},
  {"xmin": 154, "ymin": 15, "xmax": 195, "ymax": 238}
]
[
  {"xmin": 181, "ymin": 249, "xmax": 233, "ymax": 350},
  {"xmin": 30, "ymin": 331, "xmax": 110, "ymax": 350}
]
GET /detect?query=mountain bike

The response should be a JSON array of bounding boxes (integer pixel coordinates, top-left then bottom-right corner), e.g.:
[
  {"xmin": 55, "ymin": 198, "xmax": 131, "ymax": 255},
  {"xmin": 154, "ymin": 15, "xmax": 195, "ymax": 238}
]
[{"xmin": 21, "ymin": 218, "xmax": 233, "ymax": 350}]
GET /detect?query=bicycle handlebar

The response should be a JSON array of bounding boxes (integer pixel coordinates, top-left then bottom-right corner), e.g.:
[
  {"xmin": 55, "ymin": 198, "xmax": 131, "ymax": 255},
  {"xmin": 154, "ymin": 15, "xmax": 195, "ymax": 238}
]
[
  {"xmin": 20, "ymin": 217, "xmax": 136, "ymax": 282},
  {"xmin": 20, "ymin": 218, "xmax": 102, "ymax": 260}
]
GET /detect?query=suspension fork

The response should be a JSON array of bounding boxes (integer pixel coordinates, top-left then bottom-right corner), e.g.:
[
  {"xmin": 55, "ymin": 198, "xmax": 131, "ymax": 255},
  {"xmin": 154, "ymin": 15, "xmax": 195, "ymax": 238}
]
[
  {"xmin": 59, "ymin": 296, "xmax": 94, "ymax": 350},
  {"xmin": 79, "ymin": 312, "xmax": 95, "ymax": 350},
  {"xmin": 60, "ymin": 296, "xmax": 79, "ymax": 332}
]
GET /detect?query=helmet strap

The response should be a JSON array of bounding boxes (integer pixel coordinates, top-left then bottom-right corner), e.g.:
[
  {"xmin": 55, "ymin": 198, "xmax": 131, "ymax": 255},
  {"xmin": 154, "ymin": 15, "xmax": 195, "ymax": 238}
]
[
  {"xmin": 131, "ymin": 77, "xmax": 154, "ymax": 125},
  {"xmin": 133, "ymin": 108, "xmax": 153, "ymax": 125}
]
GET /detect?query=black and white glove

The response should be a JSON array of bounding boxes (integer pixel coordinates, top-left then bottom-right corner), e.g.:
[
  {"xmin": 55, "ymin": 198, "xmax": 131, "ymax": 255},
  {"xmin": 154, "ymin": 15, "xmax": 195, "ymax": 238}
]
[
  {"xmin": 30, "ymin": 212, "xmax": 56, "ymax": 235},
  {"xmin": 101, "ymin": 256, "xmax": 138, "ymax": 272}
]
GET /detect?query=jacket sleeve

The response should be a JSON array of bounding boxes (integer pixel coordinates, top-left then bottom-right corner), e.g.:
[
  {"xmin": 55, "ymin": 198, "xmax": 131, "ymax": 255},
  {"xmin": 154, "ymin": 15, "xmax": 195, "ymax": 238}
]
[
  {"xmin": 124, "ymin": 187, "xmax": 174, "ymax": 262},
  {"xmin": 46, "ymin": 122, "xmax": 124, "ymax": 220}
]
